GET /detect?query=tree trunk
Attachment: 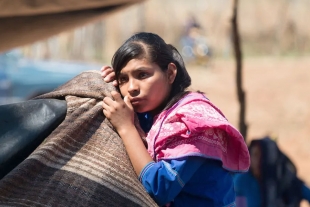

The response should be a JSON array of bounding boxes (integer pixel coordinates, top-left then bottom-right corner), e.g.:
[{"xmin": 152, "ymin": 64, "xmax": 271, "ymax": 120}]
[{"xmin": 231, "ymin": 0, "xmax": 247, "ymax": 140}]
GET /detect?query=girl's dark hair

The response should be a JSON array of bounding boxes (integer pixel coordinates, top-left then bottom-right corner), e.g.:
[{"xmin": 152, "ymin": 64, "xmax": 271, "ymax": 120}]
[{"xmin": 111, "ymin": 32, "xmax": 191, "ymax": 110}]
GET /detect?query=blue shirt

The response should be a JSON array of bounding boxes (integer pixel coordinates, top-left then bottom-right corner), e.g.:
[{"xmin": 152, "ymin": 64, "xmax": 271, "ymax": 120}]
[{"xmin": 139, "ymin": 156, "xmax": 236, "ymax": 207}]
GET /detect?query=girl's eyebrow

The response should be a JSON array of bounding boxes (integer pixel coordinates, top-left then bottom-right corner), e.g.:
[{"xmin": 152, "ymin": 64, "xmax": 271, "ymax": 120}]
[
  {"xmin": 134, "ymin": 67, "xmax": 150, "ymax": 71},
  {"xmin": 120, "ymin": 67, "xmax": 150, "ymax": 75}
]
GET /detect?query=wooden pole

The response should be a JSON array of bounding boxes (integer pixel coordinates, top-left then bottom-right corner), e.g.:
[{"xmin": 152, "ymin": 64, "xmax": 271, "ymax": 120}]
[{"xmin": 231, "ymin": 0, "xmax": 248, "ymax": 140}]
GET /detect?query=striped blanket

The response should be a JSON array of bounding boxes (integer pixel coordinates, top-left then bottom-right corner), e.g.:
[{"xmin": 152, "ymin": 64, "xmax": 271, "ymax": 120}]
[{"xmin": 0, "ymin": 71, "xmax": 158, "ymax": 207}]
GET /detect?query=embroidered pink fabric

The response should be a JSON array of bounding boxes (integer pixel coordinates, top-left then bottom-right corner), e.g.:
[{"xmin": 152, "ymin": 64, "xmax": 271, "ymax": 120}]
[{"xmin": 146, "ymin": 92, "xmax": 250, "ymax": 172}]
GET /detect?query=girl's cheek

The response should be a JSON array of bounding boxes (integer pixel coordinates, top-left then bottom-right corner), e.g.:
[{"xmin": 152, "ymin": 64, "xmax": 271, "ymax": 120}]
[{"xmin": 119, "ymin": 86, "xmax": 126, "ymax": 96}]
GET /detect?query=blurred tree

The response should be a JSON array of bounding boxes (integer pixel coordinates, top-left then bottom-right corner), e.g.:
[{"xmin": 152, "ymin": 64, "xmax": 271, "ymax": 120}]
[{"xmin": 231, "ymin": 0, "xmax": 247, "ymax": 140}]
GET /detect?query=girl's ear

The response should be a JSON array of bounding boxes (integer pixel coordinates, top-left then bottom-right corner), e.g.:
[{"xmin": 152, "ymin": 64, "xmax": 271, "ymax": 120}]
[{"xmin": 167, "ymin": 63, "xmax": 177, "ymax": 84}]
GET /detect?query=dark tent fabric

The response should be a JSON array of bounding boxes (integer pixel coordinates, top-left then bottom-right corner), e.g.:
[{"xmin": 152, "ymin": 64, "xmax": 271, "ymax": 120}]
[{"xmin": 0, "ymin": 0, "xmax": 144, "ymax": 52}]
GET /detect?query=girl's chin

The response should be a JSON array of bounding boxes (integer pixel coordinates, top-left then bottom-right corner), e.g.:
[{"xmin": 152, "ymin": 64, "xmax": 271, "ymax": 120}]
[
  {"xmin": 133, "ymin": 106, "xmax": 145, "ymax": 113},
  {"xmin": 133, "ymin": 106, "xmax": 152, "ymax": 114},
  {"xmin": 134, "ymin": 108, "xmax": 148, "ymax": 113}
]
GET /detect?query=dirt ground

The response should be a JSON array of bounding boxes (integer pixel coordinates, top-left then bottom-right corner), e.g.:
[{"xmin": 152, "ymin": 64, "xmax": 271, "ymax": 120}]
[{"xmin": 188, "ymin": 56, "xmax": 310, "ymax": 205}]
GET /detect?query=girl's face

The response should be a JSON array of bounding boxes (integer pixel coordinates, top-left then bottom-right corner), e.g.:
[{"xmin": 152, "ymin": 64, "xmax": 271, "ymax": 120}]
[{"xmin": 118, "ymin": 58, "xmax": 176, "ymax": 114}]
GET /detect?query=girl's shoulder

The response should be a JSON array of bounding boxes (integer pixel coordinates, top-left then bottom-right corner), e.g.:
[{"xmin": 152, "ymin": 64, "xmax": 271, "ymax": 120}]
[
  {"xmin": 170, "ymin": 91, "xmax": 228, "ymax": 123},
  {"xmin": 180, "ymin": 91, "xmax": 207, "ymax": 102},
  {"xmin": 176, "ymin": 92, "xmax": 218, "ymax": 110}
]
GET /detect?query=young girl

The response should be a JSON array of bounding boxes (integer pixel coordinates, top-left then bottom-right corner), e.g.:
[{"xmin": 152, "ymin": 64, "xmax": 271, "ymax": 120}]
[{"xmin": 101, "ymin": 32, "xmax": 250, "ymax": 207}]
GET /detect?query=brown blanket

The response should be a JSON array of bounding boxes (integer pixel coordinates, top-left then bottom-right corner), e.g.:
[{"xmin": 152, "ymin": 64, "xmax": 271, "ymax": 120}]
[{"xmin": 0, "ymin": 71, "xmax": 158, "ymax": 207}]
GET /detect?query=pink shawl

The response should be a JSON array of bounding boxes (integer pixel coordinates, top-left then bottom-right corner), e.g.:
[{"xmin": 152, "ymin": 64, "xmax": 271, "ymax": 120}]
[{"xmin": 146, "ymin": 92, "xmax": 250, "ymax": 172}]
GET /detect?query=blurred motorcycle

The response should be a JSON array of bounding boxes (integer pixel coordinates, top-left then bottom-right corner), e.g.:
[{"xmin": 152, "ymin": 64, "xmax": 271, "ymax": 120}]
[{"xmin": 180, "ymin": 27, "xmax": 212, "ymax": 66}]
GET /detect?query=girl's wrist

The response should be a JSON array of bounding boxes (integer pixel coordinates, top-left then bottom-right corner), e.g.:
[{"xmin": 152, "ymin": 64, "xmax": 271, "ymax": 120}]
[{"xmin": 117, "ymin": 124, "xmax": 137, "ymax": 138}]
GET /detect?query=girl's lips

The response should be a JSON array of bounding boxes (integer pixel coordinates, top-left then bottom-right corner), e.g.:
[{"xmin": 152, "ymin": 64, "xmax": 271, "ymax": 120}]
[
  {"xmin": 131, "ymin": 100, "xmax": 142, "ymax": 105},
  {"xmin": 130, "ymin": 98, "xmax": 144, "ymax": 105}
]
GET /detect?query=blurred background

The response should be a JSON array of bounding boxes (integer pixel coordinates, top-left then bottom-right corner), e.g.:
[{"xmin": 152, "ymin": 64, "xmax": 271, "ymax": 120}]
[
  {"xmin": 18, "ymin": 0, "xmax": 310, "ymax": 61},
  {"xmin": 1, "ymin": 0, "xmax": 309, "ymax": 205}
]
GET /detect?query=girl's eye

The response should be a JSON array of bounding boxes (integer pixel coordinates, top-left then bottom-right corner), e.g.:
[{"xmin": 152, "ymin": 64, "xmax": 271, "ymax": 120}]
[
  {"xmin": 118, "ymin": 76, "xmax": 128, "ymax": 84},
  {"xmin": 138, "ymin": 72, "xmax": 148, "ymax": 79}
]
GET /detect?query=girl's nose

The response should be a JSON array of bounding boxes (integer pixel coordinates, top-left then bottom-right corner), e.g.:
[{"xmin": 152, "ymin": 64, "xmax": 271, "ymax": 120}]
[{"xmin": 128, "ymin": 79, "xmax": 139, "ymax": 95}]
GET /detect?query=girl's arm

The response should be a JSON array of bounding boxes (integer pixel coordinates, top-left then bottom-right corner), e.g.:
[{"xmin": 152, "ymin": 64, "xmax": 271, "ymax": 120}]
[
  {"xmin": 138, "ymin": 157, "xmax": 205, "ymax": 206},
  {"xmin": 102, "ymin": 91, "xmax": 153, "ymax": 176},
  {"xmin": 117, "ymin": 124, "xmax": 153, "ymax": 176}
]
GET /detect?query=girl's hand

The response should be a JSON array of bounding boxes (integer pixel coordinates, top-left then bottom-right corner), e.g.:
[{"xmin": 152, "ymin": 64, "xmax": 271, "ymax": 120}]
[
  {"xmin": 102, "ymin": 91, "xmax": 135, "ymax": 134},
  {"xmin": 103, "ymin": 92, "xmax": 153, "ymax": 177},
  {"xmin": 101, "ymin": 66, "xmax": 118, "ymax": 86}
]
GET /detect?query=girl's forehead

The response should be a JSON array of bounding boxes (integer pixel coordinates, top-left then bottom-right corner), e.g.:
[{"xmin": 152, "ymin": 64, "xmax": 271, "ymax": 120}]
[{"xmin": 120, "ymin": 58, "xmax": 158, "ymax": 73}]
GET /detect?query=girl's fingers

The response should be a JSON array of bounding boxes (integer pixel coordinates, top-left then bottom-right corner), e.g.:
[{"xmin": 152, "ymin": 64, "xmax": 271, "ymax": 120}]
[
  {"xmin": 100, "ymin": 66, "xmax": 112, "ymax": 72},
  {"xmin": 101, "ymin": 66, "xmax": 113, "ymax": 77},
  {"xmin": 101, "ymin": 66, "xmax": 117, "ymax": 85},
  {"xmin": 103, "ymin": 71, "xmax": 116, "ymax": 82},
  {"xmin": 102, "ymin": 101, "xmax": 111, "ymax": 116},
  {"xmin": 111, "ymin": 91, "xmax": 123, "ymax": 102},
  {"xmin": 124, "ymin": 96, "xmax": 133, "ymax": 111},
  {"xmin": 101, "ymin": 68, "xmax": 113, "ymax": 78},
  {"xmin": 103, "ymin": 96, "xmax": 115, "ymax": 107},
  {"xmin": 112, "ymin": 80, "xmax": 118, "ymax": 86}
]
